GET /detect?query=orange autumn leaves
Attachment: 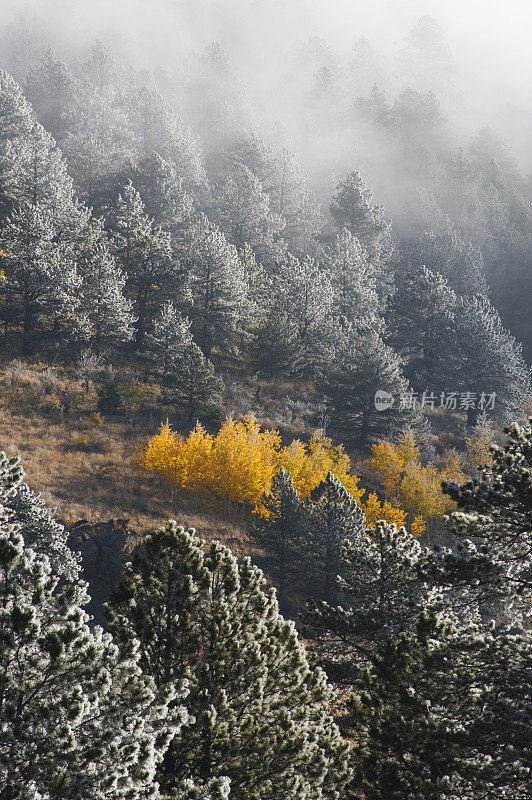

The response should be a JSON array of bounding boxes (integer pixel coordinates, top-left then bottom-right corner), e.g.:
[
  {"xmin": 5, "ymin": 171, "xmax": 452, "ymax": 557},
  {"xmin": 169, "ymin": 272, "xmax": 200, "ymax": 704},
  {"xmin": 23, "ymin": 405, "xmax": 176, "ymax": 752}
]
[{"xmin": 134, "ymin": 415, "xmax": 407, "ymax": 529}]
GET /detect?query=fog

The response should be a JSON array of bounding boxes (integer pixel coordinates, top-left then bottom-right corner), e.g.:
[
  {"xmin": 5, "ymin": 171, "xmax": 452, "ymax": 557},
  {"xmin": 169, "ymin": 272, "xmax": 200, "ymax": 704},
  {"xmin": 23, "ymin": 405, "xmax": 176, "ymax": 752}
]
[{"xmin": 3, "ymin": 0, "xmax": 532, "ymax": 168}]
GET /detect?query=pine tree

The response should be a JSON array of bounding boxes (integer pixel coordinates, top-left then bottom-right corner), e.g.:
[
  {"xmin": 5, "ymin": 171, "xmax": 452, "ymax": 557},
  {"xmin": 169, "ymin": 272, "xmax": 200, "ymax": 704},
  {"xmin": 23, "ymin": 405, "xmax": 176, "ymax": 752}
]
[
  {"xmin": 0, "ymin": 202, "xmax": 85, "ymax": 353},
  {"xmin": 210, "ymin": 163, "xmax": 285, "ymax": 264},
  {"xmin": 109, "ymin": 181, "xmax": 178, "ymax": 348},
  {"xmin": 453, "ymin": 295, "xmax": 531, "ymax": 423},
  {"xmin": 302, "ymin": 472, "xmax": 366, "ymax": 601},
  {"xmin": 129, "ymin": 86, "xmax": 205, "ymax": 189},
  {"xmin": 24, "ymin": 49, "xmax": 79, "ymax": 143},
  {"xmin": 144, "ymin": 300, "xmax": 193, "ymax": 387},
  {"xmin": 184, "ymin": 214, "xmax": 247, "ymax": 357},
  {"xmin": 249, "ymin": 468, "xmax": 303, "ymax": 605},
  {"xmin": 3, "ymin": 469, "xmax": 80, "ymax": 581},
  {"xmin": 388, "ymin": 264, "xmax": 458, "ymax": 392},
  {"xmin": 318, "ymin": 331, "xmax": 418, "ymax": 449},
  {"xmin": 270, "ymin": 253, "xmax": 334, "ymax": 360},
  {"xmin": 323, "ymin": 228, "xmax": 382, "ymax": 332},
  {"xmin": 247, "ymin": 310, "xmax": 303, "ymax": 379},
  {"xmin": 304, "ymin": 521, "xmax": 426, "ymax": 682},
  {"xmin": 106, "ymin": 523, "xmax": 352, "ymax": 800},
  {"xmin": 330, "ymin": 171, "xmax": 395, "ymax": 289},
  {"xmin": 128, "ymin": 151, "xmax": 194, "ymax": 234},
  {"xmin": 405, "ymin": 221, "xmax": 487, "ymax": 296},
  {"xmin": 0, "ymin": 70, "xmax": 34, "ymax": 219},
  {"xmin": 78, "ymin": 239, "xmax": 134, "ymax": 351},
  {"xmin": 442, "ymin": 417, "xmax": 532, "ymax": 624},
  {"xmin": 345, "ymin": 609, "xmax": 531, "ymax": 800},
  {"xmin": 0, "ymin": 452, "xmax": 189, "ymax": 800},
  {"xmin": 168, "ymin": 341, "xmax": 223, "ymax": 424}
]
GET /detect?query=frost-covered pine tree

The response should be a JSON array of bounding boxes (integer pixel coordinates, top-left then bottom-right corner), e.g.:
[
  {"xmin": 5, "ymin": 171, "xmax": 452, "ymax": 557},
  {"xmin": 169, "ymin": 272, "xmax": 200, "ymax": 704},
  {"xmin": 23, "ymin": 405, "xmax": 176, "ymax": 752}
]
[
  {"xmin": 109, "ymin": 181, "xmax": 176, "ymax": 348},
  {"xmin": 0, "ymin": 202, "xmax": 85, "ymax": 353},
  {"xmin": 128, "ymin": 151, "xmax": 194, "ymax": 235},
  {"xmin": 388, "ymin": 264, "xmax": 458, "ymax": 392},
  {"xmin": 129, "ymin": 86, "xmax": 205, "ymax": 189},
  {"xmin": 442, "ymin": 416, "xmax": 532, "ymax": 625},
  {"xmin": 79, "ymin": 240, "xmax": 135, "ymax": 351},
  {"xmin": 318, "ymin": 330, "xmax": 419, "ymax": 448},
  {"xmin": 0, "ymin": 452, "xmax": 190, "ymax": 800},
  {"xmin": 168, "ymin": 341, "xmax": 223, "ymax": 423},
  {"xmin": 106, "ymin": 523, "xmax": 352, "ymax": 800},
  {"xmin": 249, "ymin": 468, "xmax": 303, "ymax": 605},
  {"xmin": 210, "ymin": 163, "xmax": 285, "ymax": 264},
  {"xmin": 323, "ymin": 228, "xmax": 383, "ymax": 333},
  {"xmin": 405, "ymin": 221, "xmax": 487, "ymax": 296},
  {"xmin": 305, "ymin": 521, "xmax": 426, "ymax": 681},
  {"xmin": 453, "ymin": 295, "xmax": 531, "ymax": 423},
  {"xmin": 302, "ymin": 472, "xmax": 366, "ymax": 601},
  {"xmin": 345, "ymin": 608, "xmax": 532, "ymax": 800},
  {"xmin": 330, "ymin": 171, "xmax": 395, "ymax": 291},
  {"xmin": 24, "ymin": 49, "xmax": 79, "ymax": 143},
  {"xmin": 144, "ymin": 301, "xmax": 193, "ymax": 387},
  {"xmin": 0, "ymin": 70, "xmax": 34, "ymax": 218},
  {"xmin": 2, "ymin": 474, "xmax": 80, "ymax": 582},
  {"xmin": 270, "ymin": 253, "xmax": 334, "ymax": 361},
  {"xmin": 184, "ymin": 214, "xmax": 247, "ymax": 357}
]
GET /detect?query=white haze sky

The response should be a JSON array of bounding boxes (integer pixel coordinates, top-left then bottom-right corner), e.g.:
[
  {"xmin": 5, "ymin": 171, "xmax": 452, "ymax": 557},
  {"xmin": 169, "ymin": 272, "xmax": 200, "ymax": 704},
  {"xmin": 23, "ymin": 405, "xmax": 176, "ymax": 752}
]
[{"xmin": 3, "ymin": 0, "xmax": 532, "ymax": 167}]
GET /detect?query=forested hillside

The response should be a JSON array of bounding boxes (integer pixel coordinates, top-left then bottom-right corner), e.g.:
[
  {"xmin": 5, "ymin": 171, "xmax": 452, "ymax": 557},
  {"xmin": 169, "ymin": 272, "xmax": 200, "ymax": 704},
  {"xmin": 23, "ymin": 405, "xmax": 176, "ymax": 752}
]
[{"xmin": 0, "ymin": 4, "xmax": 530, "ymax": 799}]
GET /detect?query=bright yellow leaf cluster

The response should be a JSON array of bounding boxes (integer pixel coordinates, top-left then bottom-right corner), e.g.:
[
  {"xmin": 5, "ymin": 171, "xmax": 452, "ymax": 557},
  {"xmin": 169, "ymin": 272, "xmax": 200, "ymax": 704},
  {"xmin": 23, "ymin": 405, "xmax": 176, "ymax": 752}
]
[
  {"xmin": 368, "ymin": 430, "xmax": 466, "ymax": 532},
  {"xmin": 134, "ymin": 415, "xmax": 407, "ymax": 527}
]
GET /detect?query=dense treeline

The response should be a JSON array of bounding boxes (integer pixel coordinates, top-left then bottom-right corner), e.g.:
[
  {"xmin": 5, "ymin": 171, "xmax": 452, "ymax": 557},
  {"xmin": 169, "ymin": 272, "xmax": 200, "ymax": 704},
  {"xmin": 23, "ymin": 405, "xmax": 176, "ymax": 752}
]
[
  {"xmin": 0, "ymin": 9, "xmax": 531, "ymax": 799},
  {"xmin": 0, "ymin": 21, "xmax": 530, "ymax": 448},
  {"xmin": 1, "ymin": 418, "xmax": 531, "ymax": 797}
]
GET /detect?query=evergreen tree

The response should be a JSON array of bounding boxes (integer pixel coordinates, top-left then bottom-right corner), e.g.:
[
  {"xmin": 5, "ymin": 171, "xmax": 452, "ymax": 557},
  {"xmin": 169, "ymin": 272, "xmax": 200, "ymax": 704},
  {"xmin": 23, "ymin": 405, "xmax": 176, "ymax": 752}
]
[
  {"xmin": 210, "ymin": 163, "xmax": 285, "ymax": 264},
  {"xmin": 24, "ymin": 50, "xmax": 79, "ymax": 143},
  {"xmin": 388, "ymin": 264, "xmax": 458, "ymax": 392},
  {"xmin": 305, "ymin": 521, "xmax": 426, "ymax": 682},
  {"xmin": 109, "ymin": 181, "xmax": 179, "ymax": 348},
  {"xmin": 0, "ymin": 70, "xmax": 34, "ymax": 218},
  {"xmin": 323, "ymin": 228, "xmax": 382, "ymax": 332},
  {"xmin": 106, "ymin": 523, "xmax": 352, "ymax": 800},
  {"xmin": 0, "ymin": 453, "xmax": 189, "ymax": 800},
  {"xmin": 129, "ymin": 86, "xmax": 205, "ymax": 189},
  {"xmin": 405, "ymin": 221, "xmax": 487, "ymax": 296},
  {"xmin": 345, "ymin": 609, "xmax": 531, "ymax": 800},
  {"xmin": 442, "ymin": 416, "xmax": 532, "ymax": 624},
  {"xmin": 303, "ymin": 472, "xmax": 365, "ymax": 601},
  {"xmin": 330, "ymin": 171, "xmax": 395, "ymax": 290},
  {"xmin": 79, "ymin": 240, "xmax": 135, "ymax": 351},
  {"xmin": 168, "ymin": 341, "xmax": 223, "ymax": 424},
  {"xmin": 0, "ymin": 202, "xmax": 85, "ymax": 353},
  {"xmin": 249, "ymin": 468, "xmax": 303, "ymax": 605},
  {"xmin": 318, "ymin": 331, "xmax": 417, "ymax": 449},
  {"xmin": 128, "ymin": 151, "xmax": 194, "ymax": 235},
  {"xmin": 270, "ymin": 253, "xmax": 334, "ymax": 360},
  {"xmin": 3, "ymin": 471, "xmax": 80, "ymax": 581},
  {"xmin": 144, "ymin": 301, "xmax": 193, "ymax": 388},
  {"xmin": 247, "ymin": 310, "xmax": 303, "ymax": 379},
  {"xmin": 453, "ymin": 295, "xmax": 531, "ymax": 423},
  {"xmin": 184, "ymin": 214, "xmax": 247, "ymax": 358},
  {"xmin": 61, "ymin": 132, "xmax": 112, "ymax": 211}
]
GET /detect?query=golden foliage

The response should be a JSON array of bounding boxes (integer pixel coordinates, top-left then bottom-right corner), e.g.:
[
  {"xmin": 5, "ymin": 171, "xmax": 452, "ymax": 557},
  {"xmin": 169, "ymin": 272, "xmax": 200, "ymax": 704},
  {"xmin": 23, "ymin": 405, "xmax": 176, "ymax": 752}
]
[
  {"xmin": 136, "ymin": 416, "xmax": 411, "ymax": 528},
  {"xmin": 368, "ymin": 430, "xmax": 466, "ymax": 530},
  {"xmin": 465, "ymin": 415, "xmax": 494, "ymax": 474},
  {"xmin": 362, "ymin": 491, "xmax": 406, "ymax": 529}
]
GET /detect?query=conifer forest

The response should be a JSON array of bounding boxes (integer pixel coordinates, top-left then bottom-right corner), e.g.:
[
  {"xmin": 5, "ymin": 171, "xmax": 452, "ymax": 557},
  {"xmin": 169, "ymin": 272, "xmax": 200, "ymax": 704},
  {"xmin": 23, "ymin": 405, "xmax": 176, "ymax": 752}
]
[{"xmin": 0, "ymin": 1, "xmax": 531, "ymax": 798}]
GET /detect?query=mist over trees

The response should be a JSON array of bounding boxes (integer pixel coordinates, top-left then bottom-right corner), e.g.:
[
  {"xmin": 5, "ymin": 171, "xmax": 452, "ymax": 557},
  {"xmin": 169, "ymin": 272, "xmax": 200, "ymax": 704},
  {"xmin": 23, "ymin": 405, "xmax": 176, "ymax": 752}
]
[{"xmin": 0, "ymin": 2, "xmax": 531, "ymax": 798}]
